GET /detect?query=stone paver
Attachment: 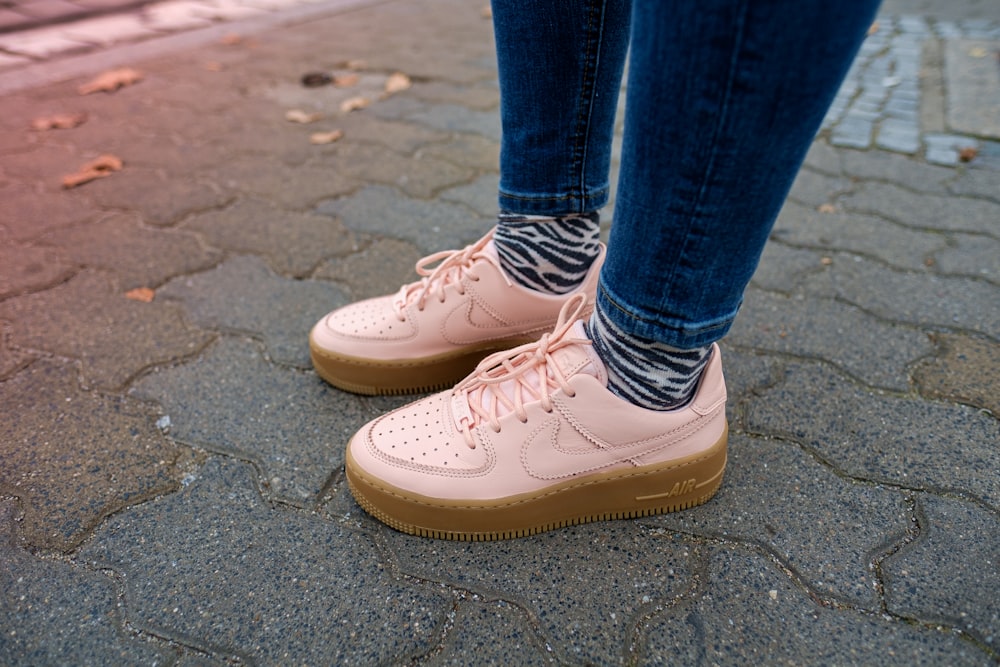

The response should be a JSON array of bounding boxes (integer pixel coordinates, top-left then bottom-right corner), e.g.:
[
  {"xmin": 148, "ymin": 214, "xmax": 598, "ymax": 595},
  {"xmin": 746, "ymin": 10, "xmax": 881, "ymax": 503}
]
[
  {"xmin": 0, "ymin": 502, "xmax": 174, "ymax": 665},
  {"xmin": 643, "ymin": 547, "xmax": 990, "ymax": 666},
  {"xmin": 0, "ymin": 359, "xmax": 188, "ymax": 550},
  {"xmin": 0, "ymin": 270, "xmax": 214, "ymax": 390},
  {"xmin": 79, "ymin": 457, "xmax": 453, "ymax": 664},
  {"xmin": 130, "ymin": 336, "xmax": 366, "ymax": 504},
  {"xmin": 746, "ymin": 361, "xmax": 1000, "ymax": 507},
  {"xmin": 883, "ymin": 494, "xmax": 1000, "ymax": 648},
  {"xmin": 0, "ymin": 0, "xmax": 997, "ymax": 664},
  {"xmin": 156, "ymin": 254, "xmax": 348, "ymax": 367}
]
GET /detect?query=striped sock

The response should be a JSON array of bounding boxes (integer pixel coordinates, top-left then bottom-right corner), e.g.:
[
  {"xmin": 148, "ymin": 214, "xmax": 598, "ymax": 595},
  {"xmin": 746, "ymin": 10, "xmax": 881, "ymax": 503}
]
[
  {"xmin": 494, "ymin": 211, "xmax": 601, "ymax": 295},
  {"xmin": 586, "ymin": 304, "xmax": 712, "ymax": 411}
]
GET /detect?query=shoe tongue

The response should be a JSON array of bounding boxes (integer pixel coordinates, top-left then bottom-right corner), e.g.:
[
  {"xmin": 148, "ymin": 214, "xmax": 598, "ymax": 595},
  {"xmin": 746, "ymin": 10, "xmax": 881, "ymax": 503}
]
[{"xmin": 550, "ymin": 320, "xmax": 607, "ymax": 385}]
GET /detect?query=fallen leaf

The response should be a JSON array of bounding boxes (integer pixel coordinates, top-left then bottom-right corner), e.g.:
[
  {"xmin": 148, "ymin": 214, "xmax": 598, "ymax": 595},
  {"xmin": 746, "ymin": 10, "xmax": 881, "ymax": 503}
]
[
  {"xmin": 481, "ymin": 5, "xmax": 492, "ymax": 19},
  {"xmin": 820, "ymin": 257, "xmax": 833, "ymax": 266},
  {"xmin": 340, "ymin": 96, "xmax": 370, "ymax": 113},
  {"xmin": 968, "ymin": 46, "xmax": 988, "ymax": 58},
  {"xmin": 310, "ymin": 129, "xmax": 344, "ymax": 145},
  {"xmin": 346, "ymin": 59, "xmax": 367, "ymax": 71},
  {"xmin": 78, "ymin": 67, "xmax": 142, "ymax": 95},
  {"xmin": 924, "ymin": 257, "xmax": 936, "ymax": 267},
  {"xmin": 958, "ymin": 146, "xmax": 979, "ymax": 162},
  {"xmin": 817, "ymin": 203, "xmax": 837, "ymax": 213},
  {"xmin": 31, "ymin": 112, "xmax": 88, "ymax": 131},
  {"xmin": 867, "ymin": 21, "xmax": 879, "ymax": 36},
  {"xmin": 220, "ymin": 33, "xmax": 242, "ymax": 45},
  {"xmin": 125, "ymin": 287, "xmax": 155, "ymax": 302},
  {"xmin": 301, "ymin": 72, "xmax": 332, "ymax": 87},
  {"xmin": 285, "ymin": 109, "xmax": 323, "ymax": 124},
  {"xmin": 384, "ymin": 72, "xmax": 411, "ymax": 95},
  {"xmin": 62, "ymin": 154, "xmax": 123, "ymax": 189},
  {"xmin": 332, "ymin": 73, "xmax": 360, "ymax": 87}
]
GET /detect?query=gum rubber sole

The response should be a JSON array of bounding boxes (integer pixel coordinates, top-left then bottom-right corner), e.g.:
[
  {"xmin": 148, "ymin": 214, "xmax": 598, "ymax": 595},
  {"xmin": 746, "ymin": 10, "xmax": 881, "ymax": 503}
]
[
  {"xmin": 309, "ymin": 336, "xmax": 538, "ymax": 396},
  {"xmin": 345, "ymin": 424, "xmax": 728, "ymax": 541}
]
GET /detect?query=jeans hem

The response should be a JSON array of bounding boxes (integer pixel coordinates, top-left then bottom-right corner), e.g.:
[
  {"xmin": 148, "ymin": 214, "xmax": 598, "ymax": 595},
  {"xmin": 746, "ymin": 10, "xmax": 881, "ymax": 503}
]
[
  {"xmin": 498, "ymin": 188, "xmax": 609, "ymax": 216},
  {"xmin": 596, "ymin": 282, "xmax": 736, "ymax": 349}
]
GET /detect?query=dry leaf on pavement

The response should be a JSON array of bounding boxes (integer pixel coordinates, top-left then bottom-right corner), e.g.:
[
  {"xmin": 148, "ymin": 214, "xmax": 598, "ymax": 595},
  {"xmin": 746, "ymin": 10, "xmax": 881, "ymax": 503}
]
[
  {"xmin": 384, "ymin": 72, "xmax": 411, "ymax": 95},
  {"xmin": 285, "ymin": 109, "xmax": 323, "ymax": 123},
  {"xmin": 31, "ymin": 112, "xmax": 88, "ymax": 131},
  {"xmin": 346, "ymin": 59, "xmax": 367, "ymax": 70},
  {"xmin": 817, "ymin": 203, "xmax": 837, "ymax": 214},
  {"xmin": 310, "ymin": 129, "xmax": 344, "ymax": 145},
  {"xmin": 333, "ymin": 73, "xmax": 360, "ymax": 87},
  {"xmin": 220, "ymin": 33, "xmax": 243, "ymax": 45},
  {"xmin": 125, "ymin": 287, "xmax": 155, "ymax": 302},
  {"xmin": 340, "ymin": 96, "xmax": 370, "ymax": 113},
  {"xmin": 62, "ymin": 154, "xmax": 123, "ymax": 189},
  {"xmin": 78, "ymin": 67, "xmax": 143, "ymax": 95},
  {"xmin": 958, "ymin": 146, "xmax": 979, "ymax": 162}
]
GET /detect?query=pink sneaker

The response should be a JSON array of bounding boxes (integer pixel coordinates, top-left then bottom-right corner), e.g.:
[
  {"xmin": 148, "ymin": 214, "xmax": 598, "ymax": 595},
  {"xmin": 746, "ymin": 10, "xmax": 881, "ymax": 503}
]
[
  {"xmin": 310, "ymin": 231, "xmax": 604, "ymax": 395},
  {"xmin": 345, "ymin": 295, "xmax": 728, "ymax": 540}
]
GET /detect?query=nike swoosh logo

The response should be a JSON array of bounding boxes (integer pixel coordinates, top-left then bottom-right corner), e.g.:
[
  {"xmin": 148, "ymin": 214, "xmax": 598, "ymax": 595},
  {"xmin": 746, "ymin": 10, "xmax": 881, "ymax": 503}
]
[{"xmin": 521, "ymin": 414, "xmax": 710, "ymax": 480}]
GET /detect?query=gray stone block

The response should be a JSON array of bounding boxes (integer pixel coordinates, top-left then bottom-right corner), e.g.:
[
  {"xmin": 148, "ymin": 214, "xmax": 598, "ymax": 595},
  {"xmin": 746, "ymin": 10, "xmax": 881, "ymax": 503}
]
[
  {"xmin": 883, "ymin": 494, "xmax": 1000, "ymax": 647},
  {"xmin": 771, "ymin": 200, "xmax": 947, "ymax": 272},
  {"xmin": 643, "ymin": 547, "xmax": 992, "ymax": 666},
  {"xmin": 79, "ymin": 458, "xmax": 451, "ymax": 664},
  {"xmin": 745, "ymin": 361, "xmax": 1000, "ymax": 507},
  {"xmin": 840, "ymin": 148, "xmax": 955, "ymax": 193},
  {"xmin": 383, "ymin": 523, "xmax": 694, "ymax": 665},
  {"xmin": 876, "ymin": 120, "xmax": 921, "ymax": 154},
  {"xmin": 944, "ymin": 39, "xmax": 1000, "ymax": 139},
  {"xmin": 316, "ymin": 184, "xmax": 493, "ymax": 254},
  {"xmin": 0, "ymin": 359, "xmax": 186, "ymax": 551},
  {"xmin": 158, "ymin": 255, "xmax": 348, "ymax": 368},
  {"xmin": 0, "ymin": 242, "xmax": 74, "ymax": 300},
  {"xmin": 801, "ymin": 253, "xmax": 999, "ymax": 336},
  {"xmin": 183, "ymin": 197, "xmax": 356, "ymax": 278},
  {"xmin": 428, "ymin": 601, "xmax": 552, "ymax": 666},
  {"xmin": 728, "ymin": 289, "xmax": 934, "ymax": 390},
  {"xmin": 0, "ymin": 502, "xmax": 172, "ymax": 666},
  {"xmin": 0, "ymin": 270, "xmax": 214, "ymax": 390},
  {"xmin": 830, "ymin": 117, "xmax": 874, "ymax": 148},
  {"xmin": 840, "ymin": 180, "xmax": 999, "ymax": 235},
  {"xmin": 130, "ymin": 336, "xmax": 366, "ymax": 504},
  {"xmin": 40, "ymin": 212, "xmax": 221, "ymax": 290},
  {"xmin": 650, "ymin": 434, "xmax": 911, "ymax": 607}
]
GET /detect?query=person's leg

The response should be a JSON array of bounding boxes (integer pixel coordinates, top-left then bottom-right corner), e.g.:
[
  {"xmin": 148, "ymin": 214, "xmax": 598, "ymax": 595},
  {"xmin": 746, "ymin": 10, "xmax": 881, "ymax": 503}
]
[
  {"xmin": 343, "ymin": 0, "xmax": 883, "ymax": 540},
  {"xmin": 309, "ymin": 0, "xmax": 629, "ymax": 394},
  {"xmin": 491, "ymin": 0, "xmax": 630, "ymax": 294},
  {"xmin": 590, "ymin": 0, "xmax": 881, "ymax": 409}
]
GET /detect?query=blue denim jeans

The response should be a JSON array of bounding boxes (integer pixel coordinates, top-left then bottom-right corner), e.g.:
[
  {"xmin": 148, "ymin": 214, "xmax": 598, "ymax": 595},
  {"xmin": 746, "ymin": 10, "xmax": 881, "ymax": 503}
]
[{"xmin": 492, "ymin": 0, "xmax": 880, "ymax": 348}]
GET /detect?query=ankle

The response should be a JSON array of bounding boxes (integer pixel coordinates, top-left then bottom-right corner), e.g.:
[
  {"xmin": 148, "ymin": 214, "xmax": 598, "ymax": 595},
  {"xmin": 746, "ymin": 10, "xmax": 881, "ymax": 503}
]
[
  {"xmin": 586, "ymin": 306, "xmax": 712, "ymax": 411},
  {"xmin": 494, "ymin": 211, "xmax": 601, "ymax": 295}
]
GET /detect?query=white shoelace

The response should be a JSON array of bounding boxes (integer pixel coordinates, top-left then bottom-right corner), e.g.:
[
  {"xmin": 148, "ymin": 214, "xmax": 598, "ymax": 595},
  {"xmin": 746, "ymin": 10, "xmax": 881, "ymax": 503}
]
[
  {"xmin": 451, "ymin": 295, "xmax": 590, "ymax": 448},
  {"xmin": 391, "ymin": 232, "xmax": 511, "ymax": 321}
]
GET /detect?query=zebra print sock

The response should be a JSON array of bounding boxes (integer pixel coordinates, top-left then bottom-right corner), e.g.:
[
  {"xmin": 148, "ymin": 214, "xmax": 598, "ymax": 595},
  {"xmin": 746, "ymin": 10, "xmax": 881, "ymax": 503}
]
[
  {"xmin": 494, "ymin": 211, "xmax": 601, "ymax": 295},
  {"xmin": 586, "ymin": 304, "xmax": 712, "ymax": 411}
]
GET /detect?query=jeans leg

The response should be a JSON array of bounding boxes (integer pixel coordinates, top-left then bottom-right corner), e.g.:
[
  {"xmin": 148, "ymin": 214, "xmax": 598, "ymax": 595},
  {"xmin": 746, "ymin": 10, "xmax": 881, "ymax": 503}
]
[
  {"xmin": 491, "ymin": 0, "xmax": 631, "ymax": 215},
  {"xmin": 599, "ymin": 0, "xmax": 881, "ymax": 348}
]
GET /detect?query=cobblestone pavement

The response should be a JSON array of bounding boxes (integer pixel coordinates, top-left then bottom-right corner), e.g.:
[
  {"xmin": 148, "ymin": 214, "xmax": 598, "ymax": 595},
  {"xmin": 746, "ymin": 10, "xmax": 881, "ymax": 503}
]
[{"xmin": 1, "ymin": 0, "xmax": 999, "ymax": 664}]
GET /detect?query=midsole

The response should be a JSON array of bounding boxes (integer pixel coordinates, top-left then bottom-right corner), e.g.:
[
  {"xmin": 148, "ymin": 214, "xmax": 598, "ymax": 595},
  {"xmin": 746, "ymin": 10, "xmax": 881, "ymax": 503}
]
[{"xmin": 345, "ymin": 423, "xmax": 728, "ymax": 537}]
